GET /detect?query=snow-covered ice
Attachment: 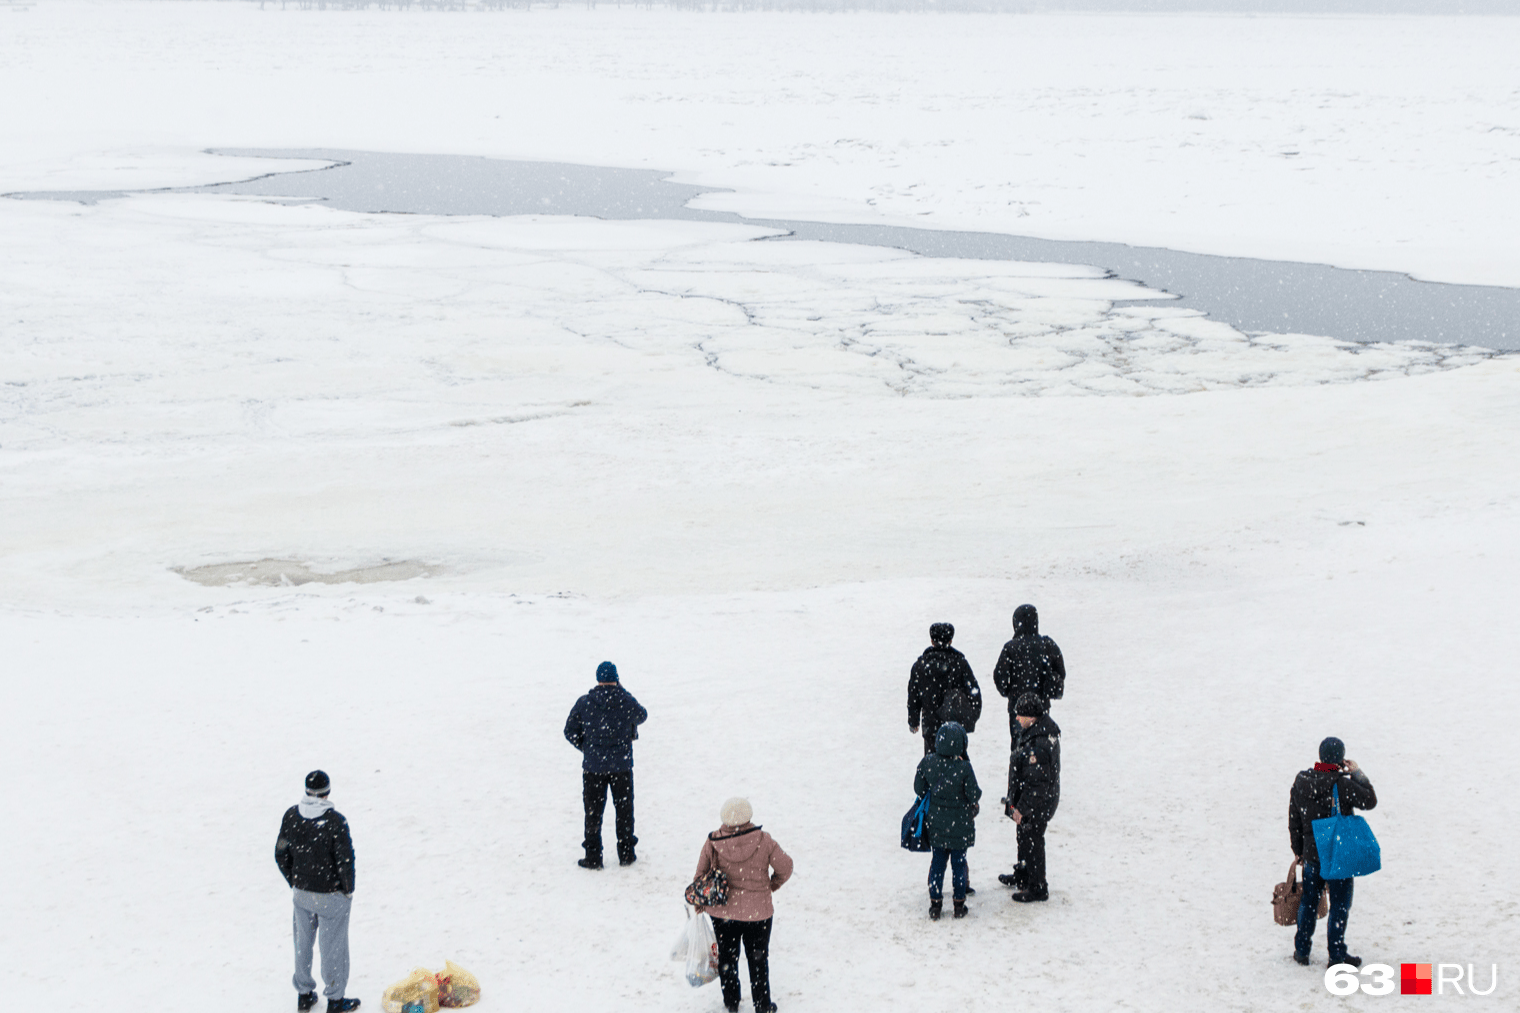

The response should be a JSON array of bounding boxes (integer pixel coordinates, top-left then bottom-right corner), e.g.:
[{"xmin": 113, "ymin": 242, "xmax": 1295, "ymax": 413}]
[
  {"xmin": 6, "ymin": 3, "xmax": 1520, "ymax": 283},
  {"xmin": 1, "ymin": 3, "xmax": 1518, "ymax": 1012}
]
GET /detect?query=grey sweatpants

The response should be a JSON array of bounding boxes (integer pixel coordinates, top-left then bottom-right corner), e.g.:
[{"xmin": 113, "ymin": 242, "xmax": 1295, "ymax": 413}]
[{"xmin": 292, "ymin": 888, "xmax": 351, "ymax": 999}]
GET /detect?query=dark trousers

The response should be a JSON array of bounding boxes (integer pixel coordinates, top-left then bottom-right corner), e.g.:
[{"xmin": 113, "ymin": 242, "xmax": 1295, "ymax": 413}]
[
  {"xmin": 713, "ymin": 916, "xmax": 772, "ymax": 1010},
  {"xmin": 1016, "ymin": 818, "xmax": 1049, "ymax": 893},
  {"xmin": 927, "ymin": 847, "xmax": 969, "ymax": 901},
  {"xmin": 1295, "ymin": 861, "xmax": 1354, "ymax": 962},
  {"xmin": 582, "ymin": 771, "xmax": 635, "ymax": 863},
  {"xmin": 922, "ymin": 725, "xmax": 939, "ymax": 756}
]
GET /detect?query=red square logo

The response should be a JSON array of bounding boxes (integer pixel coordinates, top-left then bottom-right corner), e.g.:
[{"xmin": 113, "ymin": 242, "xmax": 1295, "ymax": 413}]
[{"xmin": 1401, "ymin": 963, "xmax": 1433, "ymax": 995}]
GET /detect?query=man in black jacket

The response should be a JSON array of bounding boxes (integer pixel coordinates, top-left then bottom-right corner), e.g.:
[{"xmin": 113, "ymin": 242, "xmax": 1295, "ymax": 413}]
[
  {"xmin": 992, "ymin": 604, "xmax": 1065, "ymax": 740},
  {"xmin": 1289, "ymin": 737, "xmax": 1378, "ymax": 968},
  {"xmin": 565, "ymin": 661, "xmax": 648, "ymax": 869},
  {"xmin": 1001, "ymin": 692, "xmax": 1061, "ymax": 902},
  {"xmin": 907, "ymin": 623, "xmax": 982, "ymax": 756},
  {"xmin": 275, "ymin": 770, "xmax": 360, "ymax": 1013}
]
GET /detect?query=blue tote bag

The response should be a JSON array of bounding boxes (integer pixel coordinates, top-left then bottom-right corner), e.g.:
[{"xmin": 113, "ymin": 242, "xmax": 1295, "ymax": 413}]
[
  {"xmin": 901, "ymin": 794, "xmax": 932, "ymax": 852},
  {"xmin": 1312, "ymin": 784, "xmax": 1381, "ymax": 879}
]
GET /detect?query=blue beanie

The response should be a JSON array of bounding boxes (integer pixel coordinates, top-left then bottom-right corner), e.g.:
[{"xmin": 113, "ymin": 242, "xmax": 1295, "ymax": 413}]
[
  {"xmin": 1319, "ymin": 737, "xmax": 1345, "ymax": 766},
  {"xmin": 596, "ymin": 661, "xmax": 618, "ymax": 683}
]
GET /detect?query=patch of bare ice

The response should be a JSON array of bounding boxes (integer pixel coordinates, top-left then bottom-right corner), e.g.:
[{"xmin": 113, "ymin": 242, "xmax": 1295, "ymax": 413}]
[{"xmin": 173, "ymin": 558, "xmax": 441, "ymax": 587}]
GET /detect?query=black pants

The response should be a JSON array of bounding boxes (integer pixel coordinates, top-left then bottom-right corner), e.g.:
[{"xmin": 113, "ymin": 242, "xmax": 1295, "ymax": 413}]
[
  {"xmin": 713, "ymin": 916, "xmax": 772, "ymax": 1011},
  {"xmin": 1017, "ymin": 818, "xmax": 1048, "ymax": 893},
  {"xmin": 1295, "ymin": 862, "xmax": 1354, "ymax": 962},
  {"xmin": 582, "ymin": 771, "xmax": 636, "ymax": 863}
]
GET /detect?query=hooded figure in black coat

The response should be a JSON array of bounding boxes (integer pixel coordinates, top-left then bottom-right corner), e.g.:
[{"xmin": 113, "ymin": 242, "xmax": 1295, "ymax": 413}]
[
  {"xmin": 907, "ymin": 623, "xmax": 983, "ymax": 756},
  {"xmin": 992, "ymin": 605, "xmax": 1065, "ymax": 738},
  {"xmin": 1003, "ymin": 693, "xmax": 1060, "ymax": 902}
]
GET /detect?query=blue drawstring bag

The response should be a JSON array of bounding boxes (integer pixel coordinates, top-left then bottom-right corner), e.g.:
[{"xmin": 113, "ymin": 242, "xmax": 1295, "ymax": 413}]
[
  {"xmin": 901, "ymin": 794, "xmax": 932, "ymax": 852},
  {"xmin": 1312, "ymin": 784, "xmax": 1381, "ymax": 879}
]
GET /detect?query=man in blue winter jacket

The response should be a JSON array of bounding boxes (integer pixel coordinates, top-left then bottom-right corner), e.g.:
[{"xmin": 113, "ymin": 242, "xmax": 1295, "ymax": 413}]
[{"xmin": 564, "ymin": 661, "xmax": 648, "ymax": 869}]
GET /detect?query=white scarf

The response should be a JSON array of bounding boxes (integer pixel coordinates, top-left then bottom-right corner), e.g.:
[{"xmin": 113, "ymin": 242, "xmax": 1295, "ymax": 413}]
[{"xmin": 298, "ymin": 795, "xmax": 334, "ymax": 819}]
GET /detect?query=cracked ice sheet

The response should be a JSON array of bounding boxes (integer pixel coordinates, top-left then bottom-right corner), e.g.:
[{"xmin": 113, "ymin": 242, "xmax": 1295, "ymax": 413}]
[
  {"xmin": 0, "ymin": 187, "xmax": 1506, "ymax": 607},
  {"xmin": 0, "ymin": 148, "xmax": 337, "ymax": 193},
  {"xmin": 0, "ymin": 193, "xmax": 1494, "ymax": 465}
]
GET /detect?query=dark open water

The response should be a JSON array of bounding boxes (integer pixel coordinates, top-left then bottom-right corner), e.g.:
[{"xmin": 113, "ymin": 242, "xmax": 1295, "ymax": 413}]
[{"xmin": 10, "ymin": 148, "xmax": 1517, "ymax": 351}]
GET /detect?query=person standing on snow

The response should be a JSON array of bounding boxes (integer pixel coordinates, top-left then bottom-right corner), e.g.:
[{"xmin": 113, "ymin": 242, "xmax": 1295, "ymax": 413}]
[
  {"xmin": 907, "ymin": 622, "xmax": 982, "ymax": 756},
  {"xmin": 913, "ymin": 722, "xmax": 982, "ymax": 920},
  {"xmin": 564, "ymin": 661, "xmax": 648, "ymax": 869},
  {"xmin": 992, "ymin": 604, "xmax": 1065, "ymax": 734},
  {"xmin": 1001, "ymin": 693, "xmax": 1061, "ymax": 902},
  {"xmin": 275, "ymin": 770, "xmax": 361, "ymax": 1013},
  {"xmin": 1289, "ymin": 737, "xmax": 1378, "ymax": 967},
  {"xmin": 692, "ymin": 798, "xmax": 794, "ymax": 1013}
]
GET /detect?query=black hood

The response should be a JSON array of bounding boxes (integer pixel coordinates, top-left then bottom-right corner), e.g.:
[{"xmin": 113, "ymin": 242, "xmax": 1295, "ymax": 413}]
[{"xmin": 1013, "ymin": 604, "xmax": 1039, "ymax": 637}]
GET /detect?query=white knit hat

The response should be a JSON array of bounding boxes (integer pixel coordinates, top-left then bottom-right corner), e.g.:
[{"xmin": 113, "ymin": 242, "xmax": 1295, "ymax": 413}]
[{"xmin": 720, "ymin": 797, "xmax": 753, "ymax": 827}]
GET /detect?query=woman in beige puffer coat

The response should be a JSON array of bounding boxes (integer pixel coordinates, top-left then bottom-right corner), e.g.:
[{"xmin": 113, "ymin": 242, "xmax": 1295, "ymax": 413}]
[{"xmin": 693, "ymin": 798, "xmax": 794, "ymax": 1013}]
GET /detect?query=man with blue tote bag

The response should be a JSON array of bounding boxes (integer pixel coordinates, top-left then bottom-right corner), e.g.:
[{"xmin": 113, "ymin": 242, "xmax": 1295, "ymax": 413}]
[{"xmin": 1288, "ymin": 737, "xmax": 1379, "ymax": 967}]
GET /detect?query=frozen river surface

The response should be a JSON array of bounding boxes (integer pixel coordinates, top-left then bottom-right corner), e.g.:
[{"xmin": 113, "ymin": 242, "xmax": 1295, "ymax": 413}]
[{"xmin": 12, "ymin": 147, "xmax": 1518, "ymax": 351}]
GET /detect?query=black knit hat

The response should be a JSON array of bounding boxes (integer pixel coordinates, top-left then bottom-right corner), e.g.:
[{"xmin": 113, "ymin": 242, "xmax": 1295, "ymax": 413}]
[
  {"xmin": 929, "ymin": 622, "xmax": 954, "ymax": 646},
  {"xmin": 305, "ymin": 770, "xmax": 331, "ymax": 796},
  {"xmin": 1319, "ymin": 737, "xmax": 1345, "ymax": 766},
  {"xmin": 1015, "ymin": 692, "xmax": 1044, "ymax": 718}
]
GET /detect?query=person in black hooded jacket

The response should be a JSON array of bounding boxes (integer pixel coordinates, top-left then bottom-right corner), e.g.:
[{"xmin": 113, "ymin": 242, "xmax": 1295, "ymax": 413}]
[
  {"xmin": 907, "ymin": 622, "xmax": 982, "ymax": 756},
  {"xmin": 992, "ymin": 604, "xmax": 1065, "ymax": 738},
  {"xmin": 1001, "ymin": 693, "xmax": 1060, "ymax": 902}
]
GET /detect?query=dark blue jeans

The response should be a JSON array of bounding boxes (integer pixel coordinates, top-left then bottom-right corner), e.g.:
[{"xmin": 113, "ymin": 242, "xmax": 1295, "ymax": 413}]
[
  {"xmin": 1295, "ymin": 861, "xmax": 1354, "ymax": 961},
  {"xmin": 928, "ymin": 847, "xmax": 969, "ymax": 901}
]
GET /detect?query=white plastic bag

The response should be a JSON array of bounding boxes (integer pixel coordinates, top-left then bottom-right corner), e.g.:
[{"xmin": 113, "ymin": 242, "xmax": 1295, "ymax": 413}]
[{"xmin": 676, "ymin": 906, "xmax": 719, "ymax": 987}]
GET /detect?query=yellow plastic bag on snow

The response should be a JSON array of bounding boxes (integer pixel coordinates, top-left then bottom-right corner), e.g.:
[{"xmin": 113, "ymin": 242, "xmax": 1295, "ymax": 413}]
[
  {"xmin": 381, "ymin": 968, "xmax": 440, "ymax": 1013},
  {"xmin": 436, "ymin": 960, "xmax": 481, "ymax": 1008}
]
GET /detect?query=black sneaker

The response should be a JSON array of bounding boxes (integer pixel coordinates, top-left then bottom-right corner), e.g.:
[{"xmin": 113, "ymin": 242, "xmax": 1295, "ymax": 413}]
[
  {"xmin": 952, "ymin": 899, "xmax": 968, "ymax": 919},
  {"xmin": 326, "ymin": 1000, "xmax": 361, "ymax": 1013},
  {"xmin": 755, "ymin": 1003, "xmax": 778, "ymax": 1013},
  {"xmin": 577, "ymin": 857, "xmax": 603, "ymax": 870},
  {"xmin": 1011, "ymin": 889, "xmax": 1049, "ymax": 903},
  {"xmin": 1330, "ymin": 956, "xmax": 1362, "ymax": 969},
  {"xmin": 964, "ymin": 886, "xmax": 976, "ymax": 896},
  {"xmin": 1293, "ymin": 953, "xmax": 1310, "ymax": 966},
  {"xmin": 297, "ymin": 993, "xmax": 318, "ymax": 1012},
  {"xmin": 618, "ymin": 855, "xmax": 637, "ymax": 867},
  {"xmin": 929, "ymin": 898, "xmax": 943, "ymax": 921}
]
